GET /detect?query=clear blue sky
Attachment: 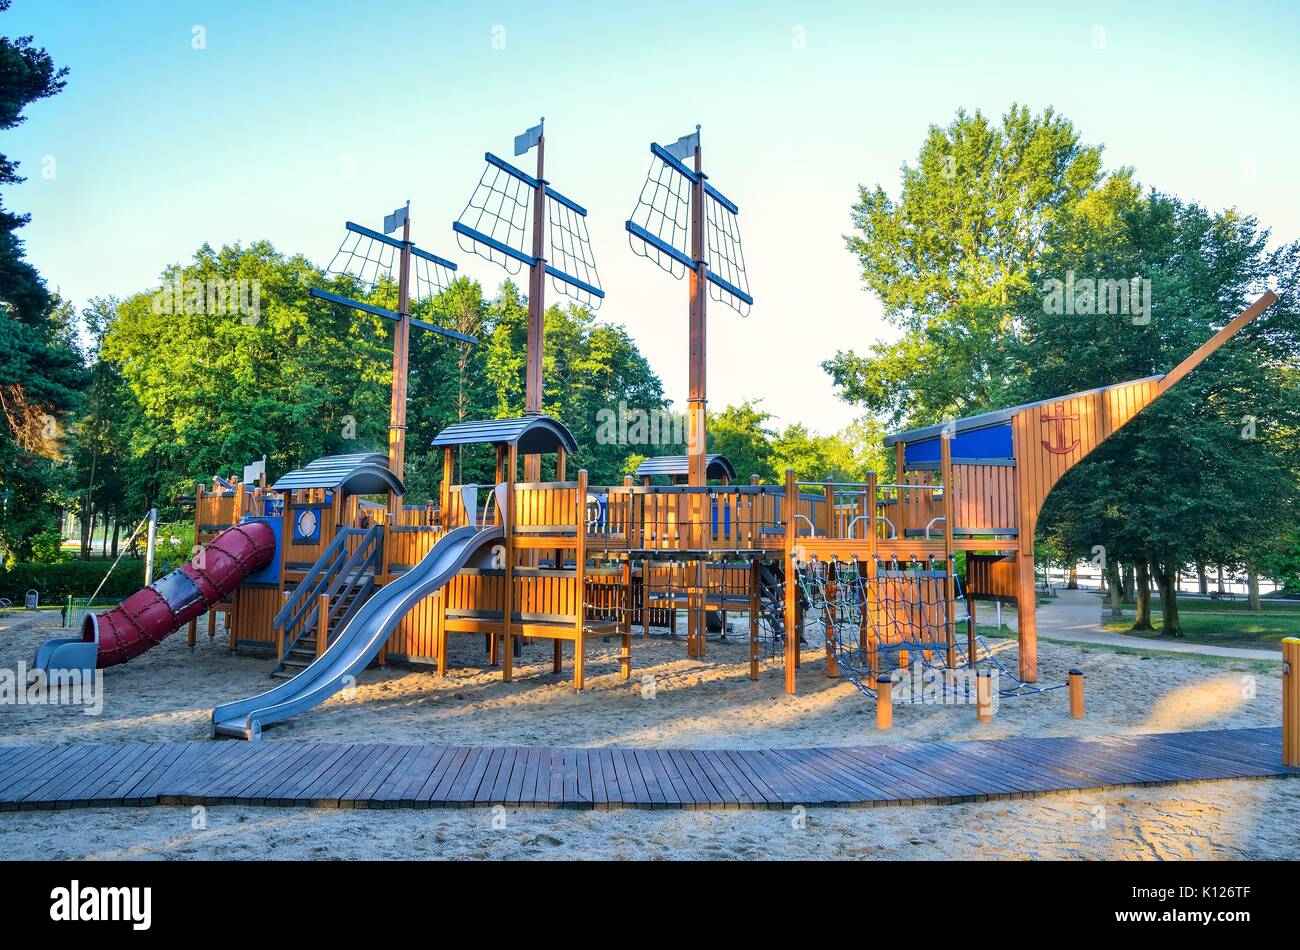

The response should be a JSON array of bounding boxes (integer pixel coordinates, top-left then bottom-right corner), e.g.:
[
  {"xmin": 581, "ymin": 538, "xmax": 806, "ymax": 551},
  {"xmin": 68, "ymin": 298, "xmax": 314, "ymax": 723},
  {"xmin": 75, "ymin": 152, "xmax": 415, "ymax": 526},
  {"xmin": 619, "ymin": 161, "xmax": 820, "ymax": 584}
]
[{"xmin": 6, "ymin": 0, "xmax": 1298, "ymax": 433}]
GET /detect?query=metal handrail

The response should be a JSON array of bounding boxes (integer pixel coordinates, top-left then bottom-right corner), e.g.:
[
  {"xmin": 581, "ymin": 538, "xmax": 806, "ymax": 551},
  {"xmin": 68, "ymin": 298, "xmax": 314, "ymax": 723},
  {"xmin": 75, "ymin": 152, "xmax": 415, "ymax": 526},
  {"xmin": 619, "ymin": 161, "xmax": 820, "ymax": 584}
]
[
  {"xmin": 273, "ymin": 528, "xmax": 352, "ymax": 628},
  {"xmin": 925, "ymin": 516, "xmax": 947, "ymax": 539}
]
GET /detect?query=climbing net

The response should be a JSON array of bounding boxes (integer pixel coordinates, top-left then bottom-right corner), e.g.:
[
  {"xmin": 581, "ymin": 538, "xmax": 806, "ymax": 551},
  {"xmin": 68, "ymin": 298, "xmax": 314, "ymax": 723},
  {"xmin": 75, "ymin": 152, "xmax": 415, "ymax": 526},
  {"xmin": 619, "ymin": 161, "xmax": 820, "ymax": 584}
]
[
  {"xmin": 704, "ymin": 191, "xmax": 751, "ymax": 317},
  {"xmin": 455, "ymin": 160, "xmax": 531, "ymax": 276},
  {"xmin": 792, "ymin": 555, "xmax": 1064, "ymax": 704},
  {"xmin": 455, "ymin": 157, "xmax": 603, "ymax": 309},
  {"xmin": 547, "ymin": 196, "xmax": 603, "ymax": 309},
  {"xmin": 627, "ymin": 152, "xmax": 691, "ymax": 279},
  {"xmin": 323, "ymin": 226, "xmax": 455, "ymax": 306}
]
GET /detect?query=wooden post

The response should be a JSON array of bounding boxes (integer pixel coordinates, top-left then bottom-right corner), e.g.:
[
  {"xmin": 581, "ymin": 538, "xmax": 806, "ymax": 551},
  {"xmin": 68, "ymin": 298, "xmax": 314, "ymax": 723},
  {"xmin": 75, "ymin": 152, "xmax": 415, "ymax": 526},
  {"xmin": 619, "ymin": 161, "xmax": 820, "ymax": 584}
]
[
  {"xmin": 387, "ymin": 210, "xmax": 413, "ymax": 525},
  {"xmin": 502, "ymin": 443, "xmax": 517, "ymax": 682},
  {"xmin": 976, "ymin": 668, "xmax": 994, "ymax": 723},
  {"xmin": 619, "ymin": 553, "xmax": 632, "ymax": 681},
  {"xmin": 573, "ymin": 468, "xmax": 588, "ymax": 690},
  {"xmin": 824, "ymin": 560, "xmax": 839, "ymax": 679},
  {"xmin": 1283, "ymin": 639, "xmax": 1299, "ymax": 767},
  {"xmin": 315, "ymin": 593, "xmax": 330, "ymax": 658},
  {"xmin": 876, "ymin": 674, "xmax": 892, "ymax": 730},
  {"xmin": 940, "ymin": 433, "xmax": 957, "ymax": 669},
  {"xmin": 748, "ymin": 558, "xmax": 760, "ymax": 681},
  {"xmin": 1069, "ymin": 668, "xmax": 1085, "ymax": 719},
  {"xmin": 188, "ymin": 618, "xmax": 198, "ymax": 650},
  {"xmin": 783, "ymin": 468, "xmax": 798, "ymax": 695}
]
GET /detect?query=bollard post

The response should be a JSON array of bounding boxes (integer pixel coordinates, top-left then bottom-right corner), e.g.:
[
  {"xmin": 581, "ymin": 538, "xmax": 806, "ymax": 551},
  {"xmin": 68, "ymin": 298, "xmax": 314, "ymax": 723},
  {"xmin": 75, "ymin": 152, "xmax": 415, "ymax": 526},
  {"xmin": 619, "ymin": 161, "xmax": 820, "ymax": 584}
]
[
  {"xmin": 876, "ymin": 674, "xmax": 893, "ymax": 730},
  {"xmin": 1069, "ymin": 668, "xmax": 1085, "ymax": 719},
  {"xmin": 976, "ymin": 669, "xmax": 994, "ymax": 723},
  {"xmin": 1284, "ymin": 639, "xmax": 1299, "ymax": 767}
]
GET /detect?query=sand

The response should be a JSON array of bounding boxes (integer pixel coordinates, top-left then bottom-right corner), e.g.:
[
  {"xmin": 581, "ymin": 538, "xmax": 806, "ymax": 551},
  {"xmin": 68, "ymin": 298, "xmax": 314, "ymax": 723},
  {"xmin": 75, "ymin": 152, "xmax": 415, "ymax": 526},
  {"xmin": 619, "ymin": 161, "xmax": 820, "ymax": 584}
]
[{"xmin": 1, "ymin": 603, "xmax": 1296, "ymax": 860}]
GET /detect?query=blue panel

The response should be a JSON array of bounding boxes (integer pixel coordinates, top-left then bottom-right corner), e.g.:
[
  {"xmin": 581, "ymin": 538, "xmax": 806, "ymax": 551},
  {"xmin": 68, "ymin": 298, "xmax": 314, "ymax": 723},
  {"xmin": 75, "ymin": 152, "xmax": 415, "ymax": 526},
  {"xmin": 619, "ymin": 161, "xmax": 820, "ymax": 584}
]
[
  {"xmin": 903, "ymin": 424, "xmax": 1014, "ymax": 466},
  {"xmin": 484, "ymin": 152, "xmax": 540, "ymax": 189},
  {"xmin": 650, "ymin": 143, "xmax": 699, "ymax": 183},
  {"xmin": 705, "ymin": 270, "xmax": 753, "ymax": 306},
  {"xmin": 240, "ymin": 516, "xmax": 281, "ymax": 586},
  {"xmin": 544, "ymin": 263, "xmax": 605, "ymax": 299},
  {"xmin": 704, "ymin": 181, "xmax": 738, "ymax": 214},
  {"xmin": 452, "ymin": 222, "xmax": 537, "ymax": 268},
  {"xmin": 625, "ymin": 221, "xmax": 696, "ymax": 271},
  {"xmin": 546, "ymin": 186, "xmax": 587, "ymax": 217},
  {"xmin": 345, "ymin": 220, "xmax": 404, "ymax": 250},
  {"xmin": 410, "ymin": 244, "xmax": 458, "ymax": 271}
]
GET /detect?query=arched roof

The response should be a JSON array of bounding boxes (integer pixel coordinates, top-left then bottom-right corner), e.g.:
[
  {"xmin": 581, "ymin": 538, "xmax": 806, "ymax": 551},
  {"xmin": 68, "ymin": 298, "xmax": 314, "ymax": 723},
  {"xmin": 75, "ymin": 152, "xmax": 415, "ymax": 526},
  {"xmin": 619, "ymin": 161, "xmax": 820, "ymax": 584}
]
[
  {"xmin": 271, "ymin": 452, "xmax": 405, "ymax": 496},
  {"xmin": 634, "ymin": 454, "xmax": 737, "ymax": 482},
  {"xmin": 430, "ymin": 415, "xmax": 579, "ymax": 456}
]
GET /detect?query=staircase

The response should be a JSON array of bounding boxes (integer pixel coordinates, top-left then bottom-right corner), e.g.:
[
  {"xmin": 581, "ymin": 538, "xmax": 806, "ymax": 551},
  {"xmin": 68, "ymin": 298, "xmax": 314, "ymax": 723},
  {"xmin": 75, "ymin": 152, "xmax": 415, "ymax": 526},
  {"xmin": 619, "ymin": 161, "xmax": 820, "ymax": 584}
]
[{"xmin": 271, "ymin": 524, "xmax": 382, "ymax": 679}]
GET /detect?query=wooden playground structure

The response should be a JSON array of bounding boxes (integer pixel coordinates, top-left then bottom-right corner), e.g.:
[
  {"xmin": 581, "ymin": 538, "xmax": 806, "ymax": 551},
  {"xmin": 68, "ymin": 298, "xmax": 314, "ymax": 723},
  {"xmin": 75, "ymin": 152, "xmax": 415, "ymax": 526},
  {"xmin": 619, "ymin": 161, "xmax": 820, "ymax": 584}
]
[
  {"xmin": 188, "ymin": 288, "xmax": 1278, "ymax": 704},
  {"xmin": 171, "ymin": 122, "xmax": 1282, "ymax": 723}
]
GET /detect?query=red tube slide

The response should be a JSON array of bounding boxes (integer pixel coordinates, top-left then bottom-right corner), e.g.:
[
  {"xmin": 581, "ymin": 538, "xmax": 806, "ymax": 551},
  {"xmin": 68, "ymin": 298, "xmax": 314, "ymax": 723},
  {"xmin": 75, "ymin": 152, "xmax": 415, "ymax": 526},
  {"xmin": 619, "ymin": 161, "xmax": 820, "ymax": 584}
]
[{"xmin": 86, "ymin": 521, "xmax": 276, "ymax": 668}]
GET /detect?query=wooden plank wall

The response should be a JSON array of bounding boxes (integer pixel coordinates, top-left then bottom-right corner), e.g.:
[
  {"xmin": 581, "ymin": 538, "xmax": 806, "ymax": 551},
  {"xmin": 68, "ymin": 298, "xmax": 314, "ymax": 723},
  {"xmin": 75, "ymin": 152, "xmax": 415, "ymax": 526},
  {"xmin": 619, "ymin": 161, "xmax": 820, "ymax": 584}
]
[
  {"xmin": 950, "ymin": 464, "xmax": 1018, "ymax": 534},
  {"xmin": 230, "ymin": 586, "xmax": 281, "ymax": 647}
]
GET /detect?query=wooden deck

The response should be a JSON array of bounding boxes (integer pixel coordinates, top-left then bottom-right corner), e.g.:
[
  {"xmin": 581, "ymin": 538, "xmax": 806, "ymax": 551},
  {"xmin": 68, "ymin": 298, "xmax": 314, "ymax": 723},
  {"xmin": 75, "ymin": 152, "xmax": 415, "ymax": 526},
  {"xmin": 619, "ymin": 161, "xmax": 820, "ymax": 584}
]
[{"xmin": 0, "ymin": 727, "xmax": 1294, "ymax": 811}]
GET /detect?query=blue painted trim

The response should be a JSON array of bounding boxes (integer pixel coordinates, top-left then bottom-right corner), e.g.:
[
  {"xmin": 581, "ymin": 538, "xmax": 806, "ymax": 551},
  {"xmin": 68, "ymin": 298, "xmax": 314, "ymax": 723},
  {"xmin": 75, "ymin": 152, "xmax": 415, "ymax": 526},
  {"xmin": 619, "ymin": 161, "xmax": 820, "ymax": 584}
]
[
  {"xmin": 625, "ymin": 221, "xmax": 697, "ymax": 271},
  {"xmin": 453, "ymin": 221, "xmax": 537, "ymax": 269},
  {"xmin": 311, "ymin": 287, "xmax": 400, "ymax": 321},
  {"xmin": 546, "ymin": 186, "xmax": 587, "ymax": 217},
  {"xmin": 650, "ymin": 143, "xmax": 699, "ymax": 183},
  {"xmin": 704, "ymin": 182, "xmax": 738, "ymax": 214},
  {"xmin": 310, "ymin": 289, "xmax": 478, "ymax": 344},
  {"xmin": 544, "ymin": 264, "xmax": 605, "ymax": 300},
  {"xmin": 484, "ymin": 151, "xmax": 539, "ymax": 189},
  {"xmin": 410, "ymin": 245, "xmax": 458, "ymax": 271},
  {"xmin": 346, "ymin": 221, "xmax": 403, "ymax": 251},
  {"xmin": 410, "ymin": 316, "xmax": 478, "ymax": 345},
  {"xmin": 706, "ymin": 270, "xmax": 754, "ymax": 306}
]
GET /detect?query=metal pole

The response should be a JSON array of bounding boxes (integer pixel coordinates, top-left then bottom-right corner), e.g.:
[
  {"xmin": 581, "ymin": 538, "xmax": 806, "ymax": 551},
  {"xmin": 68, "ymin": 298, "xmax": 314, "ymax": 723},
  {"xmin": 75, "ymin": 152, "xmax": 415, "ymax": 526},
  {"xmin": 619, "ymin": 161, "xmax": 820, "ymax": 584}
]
[
  {"xmin": 144, "ymin": 507, "xmax": 159, "ymax": 585},
  {"xmin": 524, "ymin": 125, "xmax": 547, "ymax": 482}
]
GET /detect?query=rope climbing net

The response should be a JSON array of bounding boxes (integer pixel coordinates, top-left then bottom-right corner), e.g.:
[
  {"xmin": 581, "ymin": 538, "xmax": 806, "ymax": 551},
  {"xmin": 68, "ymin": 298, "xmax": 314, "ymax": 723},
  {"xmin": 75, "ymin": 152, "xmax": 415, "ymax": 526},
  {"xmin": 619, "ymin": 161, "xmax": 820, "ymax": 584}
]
[
  {"xmin": 323, "ymin": 225, "xmax": 456, "ymax": 306},
  {"xmin": 704, "ymin": 190, "xmax": 751, "ymax": 317},
  {"xmin": 454, "ymin": 154, "xmax": 604, "ymax": 309},
  {"xmin": 455, "ymin": 159, "xmax": 531, "ymax": 276},
  {"xmin": 627, "ymin": 152, "xmax": 691, "ymax": 279},
  {"xmin": 547, "ymin": 195, "xmax": 603, "ymax": 309},
  {"xmin": 791, "ymin": 555, "xmax": 1065, "ymax": 704}
]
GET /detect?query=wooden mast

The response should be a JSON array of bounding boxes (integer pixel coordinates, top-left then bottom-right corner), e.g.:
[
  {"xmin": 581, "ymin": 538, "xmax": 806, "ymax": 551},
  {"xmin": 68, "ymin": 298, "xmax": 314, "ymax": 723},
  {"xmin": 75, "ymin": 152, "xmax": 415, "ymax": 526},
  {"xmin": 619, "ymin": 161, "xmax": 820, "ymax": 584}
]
[
  {"xmin": 524, "ymin": 127, "xmax": 548, "ymax": 483},
  {"xmin": 686, "ymin": 127, "xmax": 708, "ymax": 658},
  {"xmin": 387, "ymin": 208, "xmax": 413, "ymax": 523}
]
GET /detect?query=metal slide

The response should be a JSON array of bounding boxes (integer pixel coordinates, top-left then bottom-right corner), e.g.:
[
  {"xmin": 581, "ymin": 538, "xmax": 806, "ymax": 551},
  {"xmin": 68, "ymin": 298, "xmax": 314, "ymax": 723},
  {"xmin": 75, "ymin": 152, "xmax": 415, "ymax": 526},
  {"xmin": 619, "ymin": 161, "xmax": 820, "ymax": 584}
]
[{"xmin": 211, "ymin": 524, "xmax": 503, "ymax": 740}]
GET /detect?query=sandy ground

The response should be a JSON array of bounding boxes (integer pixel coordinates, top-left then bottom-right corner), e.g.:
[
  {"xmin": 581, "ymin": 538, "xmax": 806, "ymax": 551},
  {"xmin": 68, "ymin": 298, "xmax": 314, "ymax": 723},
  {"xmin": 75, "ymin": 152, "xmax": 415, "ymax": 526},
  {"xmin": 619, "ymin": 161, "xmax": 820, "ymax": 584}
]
[{"xmin": 1, "ymin": 601, "xmax": 1296, "ymax": 860}]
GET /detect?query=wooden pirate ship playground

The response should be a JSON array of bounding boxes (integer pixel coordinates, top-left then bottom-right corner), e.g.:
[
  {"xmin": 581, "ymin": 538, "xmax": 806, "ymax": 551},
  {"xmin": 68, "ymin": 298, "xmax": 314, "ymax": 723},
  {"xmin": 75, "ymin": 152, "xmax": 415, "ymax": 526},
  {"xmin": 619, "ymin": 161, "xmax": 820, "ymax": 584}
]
[{"xmin": 30, "ymin": 124, "xmax": 1298, "ymax": 779}]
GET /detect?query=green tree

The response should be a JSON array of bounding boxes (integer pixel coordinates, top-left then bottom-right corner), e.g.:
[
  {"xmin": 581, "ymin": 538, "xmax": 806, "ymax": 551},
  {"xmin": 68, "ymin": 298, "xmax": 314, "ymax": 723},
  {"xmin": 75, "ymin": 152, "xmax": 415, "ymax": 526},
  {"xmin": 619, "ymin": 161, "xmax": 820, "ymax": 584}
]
[
  {"xmin": 0, "ymin": 3, "xmax": 82, "ymax": 563},
  {"xmin": 826, "ymin": 104, "xmax": 1104, "ymax": 426},
  {"xmin": 1015, "ymin": 187, "xmax": 1300, "ymax": 635}
]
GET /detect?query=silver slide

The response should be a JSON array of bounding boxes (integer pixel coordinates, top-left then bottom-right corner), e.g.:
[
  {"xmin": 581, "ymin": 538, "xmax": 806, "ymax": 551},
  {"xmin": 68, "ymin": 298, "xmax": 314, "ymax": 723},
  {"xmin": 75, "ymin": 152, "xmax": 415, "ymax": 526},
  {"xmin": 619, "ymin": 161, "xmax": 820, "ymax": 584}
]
[{"xmin": 211, "ymin": 524, "xmax": 503, "ymax": 740}]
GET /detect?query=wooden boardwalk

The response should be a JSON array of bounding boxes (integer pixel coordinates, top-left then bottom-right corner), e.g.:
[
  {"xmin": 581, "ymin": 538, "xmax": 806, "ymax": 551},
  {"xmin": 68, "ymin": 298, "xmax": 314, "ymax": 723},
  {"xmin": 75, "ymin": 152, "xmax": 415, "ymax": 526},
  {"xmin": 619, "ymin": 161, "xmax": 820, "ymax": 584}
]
[{"xmin": 0, "ymin": 727, "xmax": 1295, "ymax": 812}]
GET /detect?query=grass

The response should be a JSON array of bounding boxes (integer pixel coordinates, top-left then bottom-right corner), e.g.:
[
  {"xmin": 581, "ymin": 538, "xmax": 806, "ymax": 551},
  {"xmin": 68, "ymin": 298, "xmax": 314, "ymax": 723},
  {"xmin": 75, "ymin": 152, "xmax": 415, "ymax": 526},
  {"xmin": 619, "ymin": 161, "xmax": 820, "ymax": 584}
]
[{"xmin": 1100, "ymin": 603, "xmax": 1300, "ymax": 649}]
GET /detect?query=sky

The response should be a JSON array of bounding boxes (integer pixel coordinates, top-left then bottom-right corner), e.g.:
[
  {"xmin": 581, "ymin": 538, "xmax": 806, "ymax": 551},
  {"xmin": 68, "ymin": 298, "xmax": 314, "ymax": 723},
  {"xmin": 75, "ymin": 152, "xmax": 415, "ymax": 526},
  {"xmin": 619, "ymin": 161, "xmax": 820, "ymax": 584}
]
[{"xmin": 5, "ymin": 0, "xmax": 1299, "ymax": 435}]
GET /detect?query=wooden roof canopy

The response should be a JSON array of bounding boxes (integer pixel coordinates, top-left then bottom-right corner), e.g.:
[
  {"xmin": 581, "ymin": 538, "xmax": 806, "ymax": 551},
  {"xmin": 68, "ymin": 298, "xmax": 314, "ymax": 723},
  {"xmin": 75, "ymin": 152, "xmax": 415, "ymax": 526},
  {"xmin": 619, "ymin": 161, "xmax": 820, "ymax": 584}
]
[
  {"xmin": 430, "ymin": 415, "xmax": 578, "ymax": 456},
  {"xmin": 634, "ymin": 454, "xmax": 737, "ymax": 482},
  {"xmin": 271, "ymin": 452, "xmax": 406, "ymax": 496}
]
